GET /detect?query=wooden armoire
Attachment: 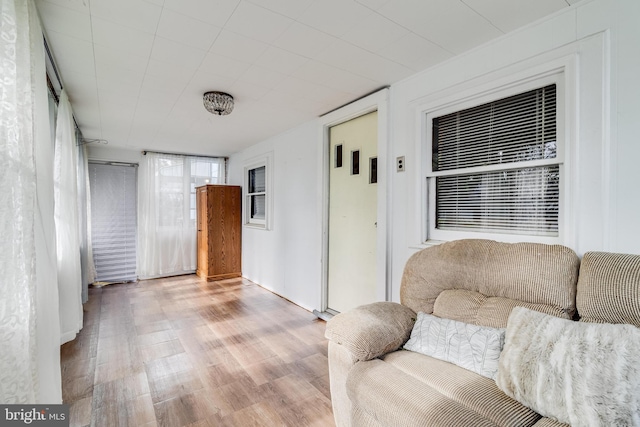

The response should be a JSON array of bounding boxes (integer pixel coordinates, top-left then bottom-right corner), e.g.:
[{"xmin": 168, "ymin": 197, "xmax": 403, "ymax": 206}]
[{"xmin": 196, "ymin": 185, "xmax": 242, "ymax": 281}]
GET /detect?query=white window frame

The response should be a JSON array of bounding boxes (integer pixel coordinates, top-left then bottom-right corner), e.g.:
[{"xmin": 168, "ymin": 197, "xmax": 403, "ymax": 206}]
[
  {"xmin": 244, "ymin": 152, "xmax": 273, "ymax": 230},
  {"xmin": 422, "ymin": 70, "xmax": 568, "ymax": 245}
]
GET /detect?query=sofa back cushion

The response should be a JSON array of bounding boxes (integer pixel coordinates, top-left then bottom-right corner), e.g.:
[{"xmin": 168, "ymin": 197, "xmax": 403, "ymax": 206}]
[
  {"xmin": 433, "ymin": 289, "xmax": 574, "ymax": 328},
  {"xmin": 400, "ymin": 239, "xmax": 579, "ymax": 328},
  {"xmin": 577, "ymin": 251, "xmax": 640, "ymax": 327}
]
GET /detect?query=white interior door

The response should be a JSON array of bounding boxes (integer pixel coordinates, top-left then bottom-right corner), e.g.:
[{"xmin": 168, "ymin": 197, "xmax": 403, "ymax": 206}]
[{"xmin": 327, "ymin": 111, "xmax": 378, "ymax": 313}]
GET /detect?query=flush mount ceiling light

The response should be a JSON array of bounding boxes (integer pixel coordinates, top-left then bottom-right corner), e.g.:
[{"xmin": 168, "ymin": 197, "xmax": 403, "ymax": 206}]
[{"xmin": 203, "ymin": 91, "xmax": 234, "ymax": 115}]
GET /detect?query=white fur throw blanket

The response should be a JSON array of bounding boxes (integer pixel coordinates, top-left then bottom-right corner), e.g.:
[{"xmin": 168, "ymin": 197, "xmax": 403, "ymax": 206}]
[{"xmin": 496, "ymin": 307, "xmax": 640, "ymax": 427}]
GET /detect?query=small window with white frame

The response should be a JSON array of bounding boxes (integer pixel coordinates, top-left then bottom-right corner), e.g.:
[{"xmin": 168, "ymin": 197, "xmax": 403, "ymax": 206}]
[
  {"xmin": 244, "ymin": 153, "xmax": 272, "ymax": 229},
  {"xmin": 425, "ymin": 74, "xmax": 564, "ymax": 243}
]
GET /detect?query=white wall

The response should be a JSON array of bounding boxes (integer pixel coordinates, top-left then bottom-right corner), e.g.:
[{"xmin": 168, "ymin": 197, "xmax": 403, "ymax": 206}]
[
  {"xmin": 228, "ymin": 121, "xmax": 322, "ymax": 311},
  {"xmin": 388, "ymin": 0, "xmax": 640, "ymax": 301},
  {"xmin": 606, "ymin": 0, "xmax": 640, "ymax": 253},
  {"xmin": 86, "ymin": 145, "xmax": 143, "ymax": 164},
  {"xmin": 230, "ymin": 0, "xmax": 640, "ymax": 310}
]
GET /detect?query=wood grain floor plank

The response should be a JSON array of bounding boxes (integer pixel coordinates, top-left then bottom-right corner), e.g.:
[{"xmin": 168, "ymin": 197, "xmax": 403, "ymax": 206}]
[
  {"xmin": 92, "ymin": 394, "xmax": 155, "ymax": 427},
  {"xmin": 290, "ymin": 395, "xmax": 335, "ymax": 427},
  {"xmin": 60, "ymin": 330, "xmax": 98, "ymax": 363},
  {"xmin": 62, "ymin": 376, "xmax": 94, "ymax": 408},
  {"xmin": 61, "ymin": 357, "xmax": 96, "ymax": 381},
  {"xmin": 197, "ymin": 359, "xmax": 249, "ymax": 390},
  {"xmin": 242, "ymin": 355, "xmax": 292, "ymax": 386},
  {"xmin": 224, "ymin": 401, "xmax": 288, "ymax": 427},
  {"xmin": 140, "ymin": 339, "xmax": 185, "ymax": 364},
  {"xmin": 153, "ymin": 392, "xmax": 221, "ymax": 427},
  {"xmin": 135, "ymin": 320, "xmax": 173, "ymax": 336},
  {"xmin": 92, "ymin": 372, "xmax": 150, "ymax": 409},
  {"xmin": 145, "ymin": 352, "xmax": 194, "ymax": 383},
  {"xmin": 68, "ymin": 396, "xmax": 92, "ymax": 427},
  {"xmin": 138, "ymin": 329, "xmax": 179, "ymax": 347},
  {"xmin": 148, "ymin": 369, "xmax": 205, "ymax": 404},
  {"xmin": 61, "ymin": 276, "xmax": 334, "ymax": 427}
]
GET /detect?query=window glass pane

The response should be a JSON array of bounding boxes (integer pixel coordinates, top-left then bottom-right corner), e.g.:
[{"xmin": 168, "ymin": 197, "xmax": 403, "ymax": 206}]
[
  {"xmin": 195, "ymin": 161, "xmax": 211, "ymax": 177},
  {"xmin": 251, "ymin": 194, "xmax": 266, "ymax": 220},
  {"xmin": 335, "ymin": 144, "xmax": 343, "ymax": 168},
  {"xmin": 370, "ymin": 157, "xmax": 377, "ymax": 184},
  {"xmin": 351, "ymin": 150, "xmax": 360, "ymax": 175},
  {"xmin": 188, "ymin": 157, "xmax": 225, "ymax": 223},
  {"xmin": 190, "ymin": 158, "xmax": 223, "ymax": 187},
  {"xmin": 433, "ymin": 85, "xmax": 556, "ymax": 172},
  {"xmin": 160, "ymin": 163, "xmax": 182, "ymax": 177},
  {"xmin": 158, "ymin": 157, "xmax": 185, "ymax": 226},
  {"xmin": 249, "ymin": 166, "xmax": 266, "ymax": 193},
  {"xmin": 435, "ymin": 165, "xmax": 559, "ymax": 236}
]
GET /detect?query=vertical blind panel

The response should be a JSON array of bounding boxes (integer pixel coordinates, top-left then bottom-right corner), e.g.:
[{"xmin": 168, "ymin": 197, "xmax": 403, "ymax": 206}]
[
  {"xmin": 89, "ymin": 163, "xmax": 137, "ymax": 282},
  {"xmin": 251, "ymin": 194, "xmax": 266, "ymax": 219},
  {"xmin": 249, "ymin": 166, "xmax": 266, "ymax": 193},
  {"xmin": 436, "ymin": 165, "xmax": 559, "ymax": 236},
  {"xmin": 433, "ymin": 85, "xmax": 556, "ymax": 171}
]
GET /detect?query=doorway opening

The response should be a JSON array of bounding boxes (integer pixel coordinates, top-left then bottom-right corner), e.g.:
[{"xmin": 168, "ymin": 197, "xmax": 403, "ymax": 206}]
[
  {"xmin": 327, "ymin": 111, "xmax": 378, "ymax": 314},
  {"xmin": 315, "ymin": 88, "xmax": 390, "ymax": 319}
]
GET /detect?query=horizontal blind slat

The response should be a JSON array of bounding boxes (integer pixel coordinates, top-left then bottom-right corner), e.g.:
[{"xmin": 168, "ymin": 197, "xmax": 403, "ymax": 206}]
[
  {"xmin": 433, "ymin": 84, "xmax": 557, "ymax": 172},
  {"xmin": 435, "ymin": 165, "xmax": 559, "ymax": 236}
]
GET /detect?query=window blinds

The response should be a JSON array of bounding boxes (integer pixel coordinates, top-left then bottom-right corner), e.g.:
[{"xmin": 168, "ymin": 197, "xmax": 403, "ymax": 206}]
[
  {"xmin": 89, "ymin": 163, "xmax": 137, "ymax": 282},
  {"xmin": 433, "ymin": 85, "xmax": 556, "ymax": 171},
  {"xmin": 431, "ymin": 84, "xmax": 559, "ymax": 236},
  {"xmin": 249, "ymin": 166, "xmax": 266, "ymax": 220}
]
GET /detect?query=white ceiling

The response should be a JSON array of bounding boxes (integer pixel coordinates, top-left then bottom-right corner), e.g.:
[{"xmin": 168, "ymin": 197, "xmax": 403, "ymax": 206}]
[{"xmin": 36, "ymin": 0, "xmax": 573, "ymax": 156}]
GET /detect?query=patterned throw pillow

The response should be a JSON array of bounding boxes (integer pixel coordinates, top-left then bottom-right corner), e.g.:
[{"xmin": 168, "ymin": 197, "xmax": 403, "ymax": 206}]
[
  {"xmin": 496, "ymin": 307, "xmax": 640, "ymax": 426},
  {"xmin": 403, "ymin": 312, "xmax": 506, "ymax": 379}
]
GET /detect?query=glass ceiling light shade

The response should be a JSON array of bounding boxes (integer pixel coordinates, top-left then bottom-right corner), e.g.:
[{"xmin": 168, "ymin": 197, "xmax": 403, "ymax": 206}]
[{"xmin": 203, "ymin": 91, "xmax": 234, "ymax": 115}]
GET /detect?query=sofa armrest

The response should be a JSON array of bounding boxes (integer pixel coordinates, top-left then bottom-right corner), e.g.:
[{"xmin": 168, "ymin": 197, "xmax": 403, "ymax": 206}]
[{"xmin": 325, "ymin": 302, "xmax": 417, "ymax": 361}]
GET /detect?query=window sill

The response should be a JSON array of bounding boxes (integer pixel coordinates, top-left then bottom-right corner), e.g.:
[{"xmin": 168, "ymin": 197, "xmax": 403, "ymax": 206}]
[
  {"xmin": 409, "ymin": 240, "xmax": 446, "ymax": 251},
  {"xmin": 244, "ymin": 223, "xmax": 268, "ymax": 230}
]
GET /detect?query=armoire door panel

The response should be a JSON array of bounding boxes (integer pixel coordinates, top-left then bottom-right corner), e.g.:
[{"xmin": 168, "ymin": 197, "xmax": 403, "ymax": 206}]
[{"xmin": 196, "ymin": 185, "xmax": 242, "ymax": 281}]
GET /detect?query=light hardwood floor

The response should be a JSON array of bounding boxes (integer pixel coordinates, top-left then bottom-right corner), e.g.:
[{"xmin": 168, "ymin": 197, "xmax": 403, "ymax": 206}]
[{"xmin": 60, "ymin": 275, "xmax": 335, "ymax": 427}]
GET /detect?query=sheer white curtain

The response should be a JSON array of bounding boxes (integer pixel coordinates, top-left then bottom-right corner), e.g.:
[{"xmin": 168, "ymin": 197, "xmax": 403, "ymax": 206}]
[
  {"xmin": 77, "ymin": 143, "xmax": 96, "ymax": 300},
  {"xmin": 0, "ymin": 0, "xmax": 61, "ymax": 403},
  {"xmin": 54, "ymin": 89, "xmax": 83, "ymax": 344},
  {"xmin": 83, "ymin": 147, "xmax": 97, "ymax": 287},
  {"xmin": 138, "ymin": 152, "xmax": 225, "ymax": 279},
  {"xmin": 85, "ymin": 156, "xmax": 97, "ymax": 285}
]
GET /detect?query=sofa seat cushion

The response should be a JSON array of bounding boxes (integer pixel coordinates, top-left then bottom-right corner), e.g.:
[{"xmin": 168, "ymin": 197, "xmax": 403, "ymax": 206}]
[{"xmin": 346, "ymin": 350, "xmax": 540, "ymax": 427}]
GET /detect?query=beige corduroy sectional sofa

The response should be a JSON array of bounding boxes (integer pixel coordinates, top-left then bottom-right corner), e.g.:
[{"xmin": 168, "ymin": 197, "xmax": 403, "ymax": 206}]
[{"xmin": 325, "ymin": 239, "xmax": 640, "ymax": 427}]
